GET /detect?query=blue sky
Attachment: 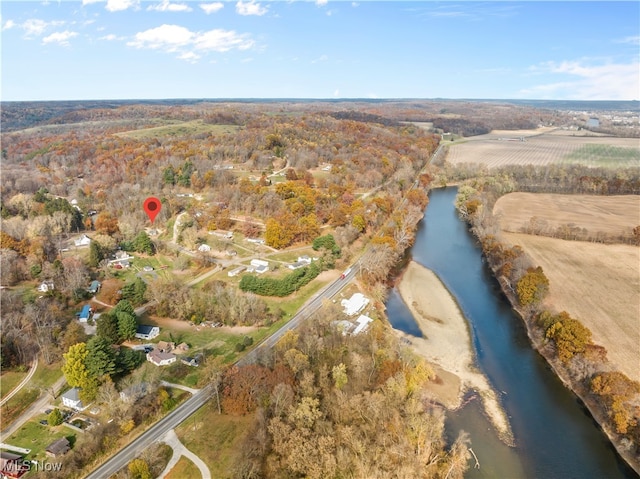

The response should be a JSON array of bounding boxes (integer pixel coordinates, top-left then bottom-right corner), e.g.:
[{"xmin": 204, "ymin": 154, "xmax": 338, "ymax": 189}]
[{"xmin": 1, "ymin": 1, "xmax": 638, "ymax": 101}]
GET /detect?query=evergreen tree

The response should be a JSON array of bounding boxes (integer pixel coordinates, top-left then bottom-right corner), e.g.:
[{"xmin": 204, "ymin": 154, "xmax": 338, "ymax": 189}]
[{"xmin": 85, "ymin": 336, "xmax": 117, "ymax": 378}]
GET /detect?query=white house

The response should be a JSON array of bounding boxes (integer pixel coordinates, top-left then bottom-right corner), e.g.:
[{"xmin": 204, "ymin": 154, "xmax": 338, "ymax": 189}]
[
  {"xmin": 74, "ymin": 234, "xmax": 91, "ymax": 247},
  {"xmin": 109, "ymin": 251, "xmax": 133, "ymax": 268},
  {"xmin": 197, "ymin": 244, "xmax": 211, "ymax": 252},
  {"xmin": 146, "ymin": 350, "xmax": 176, "ymax": 367},
  {"xmin": 250, "ymin": 259, "xmax": 269, "ymax": 274},
  {"xmin": 352, "ymin": 315, "xmax": 373, "ymax": 335},
  {"xmin": 135, "ymin": 325, "xmax": 160, "ymax": 340},
  {"xmin": 37, "ymin": 281, "xmax": 55, "ymax": 293},
  {"xmin": 341, "ymin": 293, "xmax": 370, "ymax": 317},
  {"xmin": 61, "ymin": 387, "xmax": 87, "ymax": 411},
  {"xmin": 288, "ymin": 255, "xmax": 312, "ymax": 270}
]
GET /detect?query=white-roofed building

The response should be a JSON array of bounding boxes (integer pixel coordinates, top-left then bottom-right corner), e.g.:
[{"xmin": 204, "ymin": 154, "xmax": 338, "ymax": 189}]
[
  {"xmin": 341, "ymin": 293, "xmax": 370, "ymax": 317},
  {"xmin": 352, "ymin": 315, "xmax": 373, "ymax": 335}
]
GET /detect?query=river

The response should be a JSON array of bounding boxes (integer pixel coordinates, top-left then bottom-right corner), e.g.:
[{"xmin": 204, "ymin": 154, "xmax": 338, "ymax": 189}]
[{"xmin": 385, "ymin": 187, "xmax": 638, "ymax": 478}]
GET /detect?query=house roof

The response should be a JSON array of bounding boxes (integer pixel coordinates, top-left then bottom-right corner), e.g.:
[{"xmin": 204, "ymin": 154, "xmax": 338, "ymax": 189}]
[
  {"xmin": 353, "ymin": 315, "xmax": 373, "ymax": 335},
  {"xmin": 89, "ymin": 280, "xmax": 100, "ymax": 288},
  {"xmin": 80, "ymin": 305, "xmax": 91, "ymax": 316},
  {"xmin": 46, "ymin": 437, "xmax": 70, "ymax": 456},
  {"xmin": 157, "ymin": 341, "xmax": 175, "ymax": 351},
  {"xmin": 147, "ymin": 350, "xmax": 175, "ymax": 364},
  {"xmin": 341, "ymin": 293, "xmax": 370, "ymax": 316},
  {"xmin": 136, "ymin": 325, "xmax": 157, "ymax": 335},
  {"xmin": 62, "ymin": 387, "xmax": 81, "ymax": 402}
]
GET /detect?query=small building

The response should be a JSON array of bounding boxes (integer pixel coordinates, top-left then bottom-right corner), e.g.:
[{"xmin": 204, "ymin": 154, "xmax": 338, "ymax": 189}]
[
  {"xmin": 247, "ymin": 238, "xmax": 265, "ymax": 244},
  {"xmin": 74, "ymin": 234, "xmax": 91, "ymax": 247},
  {"xmin": 37, "ymin": 281, "xmax": 55, "ymax": 293},
  {"xmin": 228, "ymin": 265, "xmax": 247, "ymax": 277},
  {"xmin": 352, "ymin": 315, "xmax": 373, "ymax": 335},
  {"xmin": 156, "ymin": 341, "xmax": 175, "ymax": 353},
  {"xmin": 180, "ymin": 356, "xmax": 201, "ymax": 367},
  {"xmin": 146, "ymin": 350, "xmax": 176, "ymax": 367},
  {"xmin": 135, "ymin": 325, "xmax": 160, "ymax": 340},
  {"xmin": 45, "ymin": 437, "xmax": 70, "ymax": 457},
  {"xmin": 61, "ymin": 387, "xmax": 86, "ymax": 411},
  {"xmin": 210, "ymin": 230, "xmax": 233, "ymax": 240},
  {"xmin": 78, "ymin": 304, "xmax": 92, "ymax": 322},
  {"xmin": 288, "ymin": 256, "xmax": 312, "ymax": 270},
  {"xmin": 109, "ymin": 251, "xmax": 133, "ymax": 268},
  {"xmin": 341, "ymin": 293, "xmax": 370, "ymax": 317},
  {"xmin": 250, "ymin": 259, "xmax": 269, "ymax": 274},
  {"xmin": 197, "ymin": 244, "xmax": 211, "ymax": 252},
  {"xmin": 0, "ymin": 451, "xmax": 28, "ymax": 479},
  {"xmin": 176, "ymin": 342, "xmax": 190, "ymax": 352},
  {"xmin": 87, "ymin": 280, "xmax": 101, "ymax": 295}
]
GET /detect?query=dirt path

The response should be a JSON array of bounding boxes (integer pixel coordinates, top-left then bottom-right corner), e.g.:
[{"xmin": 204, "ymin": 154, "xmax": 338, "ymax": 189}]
[{"xmin": 0, "ymin": 359, "xmax": 38, "ymax": 406}]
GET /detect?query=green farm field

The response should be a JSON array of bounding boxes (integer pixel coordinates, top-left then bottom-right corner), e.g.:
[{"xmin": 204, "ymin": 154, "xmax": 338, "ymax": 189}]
[{"xmin": 115, "ymin": 120, "xmax": 240, "ymax": 140}]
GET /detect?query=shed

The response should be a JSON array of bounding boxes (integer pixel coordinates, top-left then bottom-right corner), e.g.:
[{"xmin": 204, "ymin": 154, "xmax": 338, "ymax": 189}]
[
  {"xmin": 78, "ymin": 305, "xmax": 92, "ymax": 322},
  {"xmin": 45, "ymin": 437, "xmax": 70, "ymax": 457}
]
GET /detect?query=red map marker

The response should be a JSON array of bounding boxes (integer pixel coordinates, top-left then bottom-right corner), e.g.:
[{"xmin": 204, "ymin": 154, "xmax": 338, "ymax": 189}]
[{"xmin": 143, "ymin": 197, "xmax": 161, "ymax": 224}]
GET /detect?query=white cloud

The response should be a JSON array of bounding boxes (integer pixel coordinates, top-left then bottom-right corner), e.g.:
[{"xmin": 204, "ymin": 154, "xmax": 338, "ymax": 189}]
[
  {"xmin": 333, "ymin": 88, "xmax": 339, "ymax": 97},
  {"xmin": 236, "ymin": 1, "xmax": 267, "ymax": 16},
  {"xmin": 316, "ymin": 0, "xmax": 328, "ymax": 6},
  {"xmin": 311, "ymin": 54, "xmax": 328, "ymax": 64},
  {"xmin": 200, "ymin": 2, "xmax": 224, "ymax": 14},
  {"xmin": 82, "ymin": 0, "xmax": 104, "ymax": 5},
  {"xmin": 99, "ymin": 33, "xmax": 123, "ymax": 41},
  {"xmin": 523, "ymin": 59, "xmax": 640, "ymax": 100},
  {"xmin": 106, "ymin": 0, "xmax": 138, "ymax": 12},
  {"xmin": 128, "ymin": 24, "xmax": 193, "ymax": 51},
  {"xmin": 13, "ymin": 19, "xmax": 65, "ymax": 37},
  {"xmin": 42, "ymin": 30, "xmax": 78, "ymax": 46},
  {"xmin": 128, "ymin": 24, "xmax": 255, "ymax": 60},
  {"xmin": 615, "ymin": 35, "xmax": 640, "ymax": 46},
  {"xmin": 2, "ymin": 20, "xmax": 16, "ymax": 30},
  {"xmin": 147, "ymin": 0, "xmax": 192, "ymax": 13}
]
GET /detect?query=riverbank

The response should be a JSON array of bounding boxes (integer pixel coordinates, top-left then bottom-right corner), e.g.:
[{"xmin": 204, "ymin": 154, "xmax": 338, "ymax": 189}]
[{"xmin": 395, "ymin": 261, "xmax": 514, "ymax": 445}]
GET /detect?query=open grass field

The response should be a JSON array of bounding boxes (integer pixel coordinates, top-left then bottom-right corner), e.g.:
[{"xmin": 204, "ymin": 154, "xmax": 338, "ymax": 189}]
[
  {"xmin": 0, "ymin": 369, "xmax": 28, "ymax": 399},
  {"xmin": 446, "ymin": 129, "xmax": 640, "ymax": 168},
  {"xmin": 165, "ymin": 456, "xmax": 201, "ymax": 479},
  {"xmin": 494, "ymin": 193, "xmax": 640, "ymax": 238},
  {"xmin": 5, "ymin": 416, "xmax": 79, "ymax": 462},
  {"xmin": 114, "ymin": 120, "xmax": 240, "ymax": 140},
  {"xmin": 503, "ymin": 232, "xmax": 640, "ymax": 383},
  {"xmin": 175, "ymin": 406, "xmax": 253, "ymax": 479}
]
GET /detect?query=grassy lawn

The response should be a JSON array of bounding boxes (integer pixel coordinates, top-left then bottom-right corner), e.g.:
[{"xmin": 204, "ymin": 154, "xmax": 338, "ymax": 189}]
[
  {"xmin": 112, "ymin": 254, "xmax": 177, "ymax": 284},
  {"xmin": 165, "ymin": 456, "xmax": 201, "ymax": 479},
  {"xmin": 175, "ymin": 405, "xmax": 253, "ymax": 479},
  {"xmin": 1, "ymin": 369, "xmax": 28, "ymax": 399},
  {"xmin": 1, "ymin": 362, "xmax": 63, "ymax": 428},
  {"xmin": 4, "ymin": 417, "xmax": 79, "ymax": 462}
]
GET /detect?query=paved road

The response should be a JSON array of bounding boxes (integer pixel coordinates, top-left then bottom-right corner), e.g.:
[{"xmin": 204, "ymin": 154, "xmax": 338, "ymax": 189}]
[
  {"xmin": 157, "ymin": 429, "xmax": 211, "ymax": 479},
  {"xmin": 0, "ymin": 359, "xmax": 38, "ymax": 407},
  {"xmin": 84, "ymin": 385, "xmax": 213, "ymax": 479}
]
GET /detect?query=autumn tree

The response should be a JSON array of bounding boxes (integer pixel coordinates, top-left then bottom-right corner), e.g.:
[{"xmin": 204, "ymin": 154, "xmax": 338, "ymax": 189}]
[{"xmin": 516, "ymin": 266, "xmax": 549, "ymax": 307}]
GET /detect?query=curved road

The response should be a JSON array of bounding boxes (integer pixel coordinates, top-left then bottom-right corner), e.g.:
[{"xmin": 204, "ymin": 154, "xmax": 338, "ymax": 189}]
[{"xmin": 0, "ymin": 359, "xmax": 38, "ymax": 407}]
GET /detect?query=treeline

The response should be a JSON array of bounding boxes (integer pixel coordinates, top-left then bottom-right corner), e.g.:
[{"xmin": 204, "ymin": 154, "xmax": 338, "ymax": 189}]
[
  {"xmin": 454, "ymin": 172, "xmax": 640, "ymax": 466},
  {"xmin": 207, "ymin": 304, "xmax": 471, "ymax": 479},
  {"xmin": 240, "ymin": 261, "xmax": 322, "ymax": 297},
  {"xmin": 519, "ymin": 216, "xmax": 640, "ymax": 246}
]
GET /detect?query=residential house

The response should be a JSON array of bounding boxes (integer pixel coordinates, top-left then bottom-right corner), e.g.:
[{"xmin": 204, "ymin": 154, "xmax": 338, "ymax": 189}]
[
  {"xmin": 250, "ymin": 259, "xmax": 269, "ymax": 274},
  {"xmin": 74, "ymin": 234, "xmax": 91, "ymax": 247},
  {"xmin": 352, "ymin": 315, "xmax": 373, "ymax": 335},
  {"xmin": 37, "ymin": 281, "xmax": 55, "ymax": 293},
  {"xmin": 176, "ymin": 342, "xmax": 190, "ymax": 352},
  {"xmin": 61, "ymin": 387, "xmax": 86, "ymax": 411},
  {"xmin": 288, "ymin": 255, "xmax": 312, "ymax": 270},
  {"xmin": 87, "ymin": 280, "xmax": 101, "ymax": 295},
  {"xmin": 45, "ymin": 438, "xmax": 70, "ymax": 457},
  {"xmin": 109, "ymin": 251, "xmax": 133, "ymax": 268},
  {"xmin": 135, "ymin": 325, "xmax": 160, "ymax": 340},
  {"xmin": 78, "ymin": 304, "xmax": 92, "ymax": 322},
  {"xmin": 341, "ymin": 293, "xmax": 370, "ymax": 317},
  {"xmin": 146, "ymin": 350, "xmax": 176, "ymax": 367},
  {"xmin": 228, "ymin": 265, "xmax": 246, "ymax": 277},
  {"xmin": 0, "ymin": 451, "xmax": 28, "ymax": 479}
]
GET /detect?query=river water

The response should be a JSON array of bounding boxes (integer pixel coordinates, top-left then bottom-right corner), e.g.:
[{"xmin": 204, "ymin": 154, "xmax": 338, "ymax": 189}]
[{"xmin": 385, "ymin": 187, "xmax": 637, "ymax": 478}]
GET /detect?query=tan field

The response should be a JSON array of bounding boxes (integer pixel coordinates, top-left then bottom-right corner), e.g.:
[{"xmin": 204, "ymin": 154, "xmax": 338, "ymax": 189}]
[
  {"xmin": 494, "ymin": 193, "xmax": 640, "ymax": 238},
  {"xmin": 503, "ymin": 232, "xmax": 640, "ymax": 382},
  {"xmin": 446, "ymin": 129, "xmax": 640, "ymax": 168}
]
